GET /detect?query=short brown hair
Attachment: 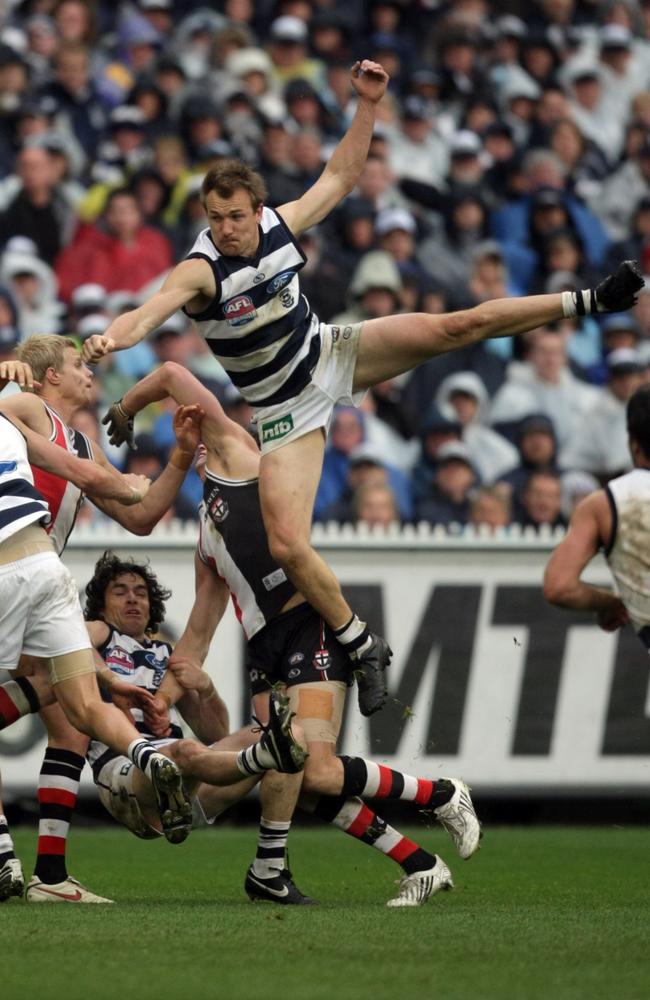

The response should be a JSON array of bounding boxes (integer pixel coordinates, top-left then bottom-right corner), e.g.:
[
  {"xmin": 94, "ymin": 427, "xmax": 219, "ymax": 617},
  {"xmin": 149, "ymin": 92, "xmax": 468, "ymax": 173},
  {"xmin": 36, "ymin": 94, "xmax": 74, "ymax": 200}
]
[
  {"xmin": 201, "ymin": 158, "xmax": 267, "ymax": 210},
  {"xmin": 16, "ymin": 334, "xmax": 78, "ymax": 384}
]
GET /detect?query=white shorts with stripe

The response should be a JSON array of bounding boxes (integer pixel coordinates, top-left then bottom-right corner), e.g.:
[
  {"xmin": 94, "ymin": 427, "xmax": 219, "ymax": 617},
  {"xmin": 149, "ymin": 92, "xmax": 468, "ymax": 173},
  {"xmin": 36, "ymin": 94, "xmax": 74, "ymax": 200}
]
[
  {"xmin": 254, "ymin": 321, "xmax": 365, "ymax": 454},
  {"xmin": 0, "ymin": 551, "xmax": 90, "ymax": 671},
  {"xmin": 95, "ymin": 746, "xmax": 215, "ymax": 839}
]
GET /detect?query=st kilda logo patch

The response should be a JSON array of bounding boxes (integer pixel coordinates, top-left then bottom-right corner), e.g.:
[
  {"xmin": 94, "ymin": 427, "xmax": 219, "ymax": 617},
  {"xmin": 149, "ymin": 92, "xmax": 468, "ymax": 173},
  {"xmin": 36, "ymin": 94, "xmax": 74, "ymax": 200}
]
[
  {"xmin": 207, "ymin": 484, "xmax": 229, "ymax": 524},
  {"xmin": 313, "ymin": 647, "xmax": 331, "ymax": 672}
]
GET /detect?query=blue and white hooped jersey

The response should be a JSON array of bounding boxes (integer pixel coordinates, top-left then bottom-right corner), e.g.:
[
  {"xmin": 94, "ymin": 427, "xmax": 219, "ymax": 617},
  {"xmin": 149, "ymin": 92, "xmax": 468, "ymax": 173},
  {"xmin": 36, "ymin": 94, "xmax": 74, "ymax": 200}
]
[
  {"xmin": 87, "ymin": 626, "xmax": 184, "ymax": 777},
  {"xmin": 184, "ymin": 206, "xmax": 321, "ymax": 407},
  {"xmin": 0, "ymin": 413, "xmax": 50, "ymax": 544}
]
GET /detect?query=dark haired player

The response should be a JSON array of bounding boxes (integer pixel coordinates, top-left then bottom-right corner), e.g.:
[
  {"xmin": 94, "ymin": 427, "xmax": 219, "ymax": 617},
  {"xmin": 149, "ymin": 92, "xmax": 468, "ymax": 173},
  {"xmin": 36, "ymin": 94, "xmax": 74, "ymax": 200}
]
[{"xmin": 37, "ymin": 551, "xmax": 311, "ymax": 903}]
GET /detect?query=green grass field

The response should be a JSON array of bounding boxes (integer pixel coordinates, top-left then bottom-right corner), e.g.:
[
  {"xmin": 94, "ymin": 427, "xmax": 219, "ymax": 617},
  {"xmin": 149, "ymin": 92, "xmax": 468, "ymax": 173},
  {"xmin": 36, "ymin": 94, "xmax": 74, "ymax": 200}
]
[{"xmin": 2, "ymin": 825, "xmax": 649, "ymax": 1000}]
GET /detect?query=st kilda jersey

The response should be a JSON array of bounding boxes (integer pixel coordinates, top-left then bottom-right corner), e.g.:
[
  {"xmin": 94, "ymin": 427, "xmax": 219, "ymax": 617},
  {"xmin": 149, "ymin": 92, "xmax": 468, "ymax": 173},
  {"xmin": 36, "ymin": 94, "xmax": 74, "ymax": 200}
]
[
  {"xmin": 87, "ymin": 626, "xmax": 184, "ymax": 778},
  {"xmin": 197, "ymin": 467, "xmax": 297, "ymax": 640},
  {"xmin": 31, "ymin": 402, "xmax": 93, "ymax": 554}
]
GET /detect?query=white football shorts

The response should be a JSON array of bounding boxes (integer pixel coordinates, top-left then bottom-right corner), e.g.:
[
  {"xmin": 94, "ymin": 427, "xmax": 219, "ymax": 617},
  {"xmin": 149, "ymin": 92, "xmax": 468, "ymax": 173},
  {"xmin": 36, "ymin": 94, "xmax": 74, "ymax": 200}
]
[
  {"xmin": 0, "ymin": 551, "xmax": 90, "ymax": 671},
  {"xmin": 254, "ymin": 321, "xmax": 365, "ymax": 454}
]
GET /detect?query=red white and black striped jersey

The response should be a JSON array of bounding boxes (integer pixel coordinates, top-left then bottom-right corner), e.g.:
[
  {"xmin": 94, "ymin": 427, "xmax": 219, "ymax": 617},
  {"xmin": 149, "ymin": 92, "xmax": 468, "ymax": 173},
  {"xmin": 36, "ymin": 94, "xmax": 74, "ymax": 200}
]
[
  {"xmin": 0, "ymin": 413, "xmax": 50, "ymax": 543},
  {"xmin": 31, "ymin": 402, "xmax": 93, "ymax": 555},
  {"xmin": 197, "ymin": 467, "xmax": 297, "ymax": 640},
  {"xmin": 184, "ymin": 207, "xmax": 321, "ymax": 407}
]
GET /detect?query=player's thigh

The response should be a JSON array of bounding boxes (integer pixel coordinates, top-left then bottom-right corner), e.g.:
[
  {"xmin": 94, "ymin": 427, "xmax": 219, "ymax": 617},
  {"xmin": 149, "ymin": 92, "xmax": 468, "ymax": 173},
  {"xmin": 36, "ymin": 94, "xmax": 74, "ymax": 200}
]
[
  {"xmin": 353, "ymin": 312, "xmax": 449, "ymax": 390},
  {"xmin": 286, "ymin": 681, "xmax": 345, "ymax": 747},
  {"xmin": 0, "ymin": 563, "xmax": 33, "ymax": 670},
  {"xmin": 259, "ymin": 428, "xmax": 326, "ymax": 539}
]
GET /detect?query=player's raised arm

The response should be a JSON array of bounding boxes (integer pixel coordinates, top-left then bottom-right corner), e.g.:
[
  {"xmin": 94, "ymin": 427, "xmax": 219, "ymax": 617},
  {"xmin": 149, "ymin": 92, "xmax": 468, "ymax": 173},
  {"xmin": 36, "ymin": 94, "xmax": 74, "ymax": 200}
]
[
  {"xmin": 81, "ymin": 258, "xmax": 215, "ymax": 363},
  {"xmin": 277, "ymin": 59, "xmax": 389, "ymax": 236},
  {"xmin": 103, "ymin": 361, "xmax": 256, "ymax": 458}
]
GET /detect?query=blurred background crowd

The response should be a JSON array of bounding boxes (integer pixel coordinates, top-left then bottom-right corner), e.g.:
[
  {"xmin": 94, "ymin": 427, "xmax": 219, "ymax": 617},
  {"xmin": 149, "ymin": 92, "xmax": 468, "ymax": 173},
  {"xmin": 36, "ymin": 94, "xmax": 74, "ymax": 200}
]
[{"xmin": 0, "ymin": 0, "xmax": 649, "ymax": 532}]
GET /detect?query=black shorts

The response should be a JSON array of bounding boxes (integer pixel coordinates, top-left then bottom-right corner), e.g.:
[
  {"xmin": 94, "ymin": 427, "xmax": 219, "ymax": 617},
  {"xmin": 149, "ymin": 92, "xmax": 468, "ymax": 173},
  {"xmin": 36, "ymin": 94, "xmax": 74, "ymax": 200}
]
[{"xmin": 245, "ymin": 601, "xmax": 353, "ymax": 696}]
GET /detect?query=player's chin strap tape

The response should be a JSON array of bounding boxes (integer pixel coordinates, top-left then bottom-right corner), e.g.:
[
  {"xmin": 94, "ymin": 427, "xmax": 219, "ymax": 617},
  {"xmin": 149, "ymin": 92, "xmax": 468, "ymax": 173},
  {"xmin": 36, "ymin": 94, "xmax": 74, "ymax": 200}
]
[
  {"xmin": 561, "ymin": 289, "xmax": 598, "ymax": 318},
  {"xmin": 15, "ymin": 675, "xmax": 41, "ymax": 713}
]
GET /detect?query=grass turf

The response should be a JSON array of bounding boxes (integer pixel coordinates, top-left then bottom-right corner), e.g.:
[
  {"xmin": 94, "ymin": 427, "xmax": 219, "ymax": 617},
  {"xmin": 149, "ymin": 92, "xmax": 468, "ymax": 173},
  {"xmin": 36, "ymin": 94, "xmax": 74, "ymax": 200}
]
[{"xmin": 2, "ymin": 825, "xmax": 649, "ymax": 1000}]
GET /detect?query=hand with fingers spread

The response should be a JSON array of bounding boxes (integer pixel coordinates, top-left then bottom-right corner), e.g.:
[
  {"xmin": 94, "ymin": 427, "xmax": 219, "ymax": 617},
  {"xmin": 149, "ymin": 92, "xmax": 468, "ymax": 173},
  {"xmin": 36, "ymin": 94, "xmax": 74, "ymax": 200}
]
[
  {"xmin": 172, "ymin": 404, "xmax": 203, "ymax": 458},
  {"xmin": 102, "ymin": 398, "xmax": 135, "ymax": 448}
]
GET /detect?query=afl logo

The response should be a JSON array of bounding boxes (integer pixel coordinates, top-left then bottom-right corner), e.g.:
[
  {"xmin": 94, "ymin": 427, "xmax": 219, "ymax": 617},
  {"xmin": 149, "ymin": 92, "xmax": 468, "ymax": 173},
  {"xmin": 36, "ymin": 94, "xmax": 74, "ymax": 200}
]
[
  {"xmin": 224, "ymin": 294, "xmax": 256, "ymax": 326},
  {"xmin": 208, "ymin": 486, "xmax": 229, "ymax": 523},
  {"xmin": 266, "ymin": 271, "xmax": 293, "ymax": 295}
]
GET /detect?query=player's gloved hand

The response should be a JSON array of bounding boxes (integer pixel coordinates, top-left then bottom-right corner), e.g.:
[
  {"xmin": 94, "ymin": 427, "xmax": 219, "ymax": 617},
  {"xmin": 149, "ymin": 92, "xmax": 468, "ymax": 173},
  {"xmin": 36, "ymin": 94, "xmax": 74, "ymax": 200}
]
[
  {"xmin": 563, "ymin": 260, "xmax": 645, "ymax": 317},
  {"xmin": 103, "ymin": 399, "xmax": 136, "ymax": 448}
]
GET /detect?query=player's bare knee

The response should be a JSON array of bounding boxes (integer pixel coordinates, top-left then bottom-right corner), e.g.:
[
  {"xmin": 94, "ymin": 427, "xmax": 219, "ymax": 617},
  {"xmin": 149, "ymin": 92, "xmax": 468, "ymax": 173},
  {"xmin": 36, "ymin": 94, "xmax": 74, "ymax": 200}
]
[
  {"xmin": 166, "ymin": 737, "xmax": 203, "ymax": 773},
  {"xmin": 267, "ymin": 529, "xmax": 310, "ymax": 571},
  {"xmin": 301, "ymin": 757, "xmax": 334, "ymax": 795}
]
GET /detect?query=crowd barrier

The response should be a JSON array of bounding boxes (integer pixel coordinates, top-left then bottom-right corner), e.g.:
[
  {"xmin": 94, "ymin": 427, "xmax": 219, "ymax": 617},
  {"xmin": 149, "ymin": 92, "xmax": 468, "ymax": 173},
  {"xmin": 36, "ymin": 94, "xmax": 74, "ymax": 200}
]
[{"xmin": 2, "ymin": 522, "xmax": 648, "ymax": 796}]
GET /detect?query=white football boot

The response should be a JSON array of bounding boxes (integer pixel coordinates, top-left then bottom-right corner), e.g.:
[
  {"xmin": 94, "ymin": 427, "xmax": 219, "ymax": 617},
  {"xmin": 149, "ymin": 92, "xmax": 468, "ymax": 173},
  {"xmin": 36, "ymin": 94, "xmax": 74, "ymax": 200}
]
[
  {"xmin": 0, "ymin": 858, "xmax": 24, "ymax": 902},
  {"xmin": 433, "ymin": 779, "xmax": 482, "ymax": 860},
  {"xmin": 386, "ymin": 855, "xmax": 454, "ymax": 908},
  {"xmin": 26, "ymin": 875, "xmax": 114, "ymax": 903}
]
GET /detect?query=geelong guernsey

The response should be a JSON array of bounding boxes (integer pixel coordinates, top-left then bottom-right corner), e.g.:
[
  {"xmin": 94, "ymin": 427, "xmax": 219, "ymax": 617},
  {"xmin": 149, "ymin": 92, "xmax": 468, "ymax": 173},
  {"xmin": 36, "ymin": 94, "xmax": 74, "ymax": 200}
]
[
  {"xmin": 184, "ymin": 207, "xmax": 321, "ymax": 407},
  {"xmin": 0, "ymin": 413, "xmax": 50, "ymax": 542},
  {"xmin": 31, "ymin": 403, "xmax": 93, "ymax": 555},
  {"xmin": 87, "ymin": 626, "xmax": 184, "ymax": 778},
  {"xmin": 198, "ymin": 467, "xmax": 297, "ymax": 640},
  {"xmin": 605, "ymin": 469, "xmax": 650, "ymax": 637}
]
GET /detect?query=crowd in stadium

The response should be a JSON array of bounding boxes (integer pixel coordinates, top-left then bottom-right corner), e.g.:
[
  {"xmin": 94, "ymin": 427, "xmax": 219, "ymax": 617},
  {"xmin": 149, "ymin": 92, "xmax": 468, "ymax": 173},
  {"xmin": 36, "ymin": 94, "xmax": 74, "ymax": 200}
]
[{"xmin": 0, "ymin": 0, "xmax": 649, "ymax": 531}]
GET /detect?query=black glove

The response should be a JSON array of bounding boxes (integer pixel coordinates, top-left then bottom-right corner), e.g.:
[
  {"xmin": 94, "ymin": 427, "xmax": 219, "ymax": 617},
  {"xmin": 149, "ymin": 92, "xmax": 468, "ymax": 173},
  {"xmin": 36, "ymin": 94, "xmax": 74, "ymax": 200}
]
[
  {"xmin": 593, "ymin": 260, "xmax": 645, "ymax": 313},
  {"xmin": 102, "ymin": 399, "xmax": 136, "ymax": 448}
]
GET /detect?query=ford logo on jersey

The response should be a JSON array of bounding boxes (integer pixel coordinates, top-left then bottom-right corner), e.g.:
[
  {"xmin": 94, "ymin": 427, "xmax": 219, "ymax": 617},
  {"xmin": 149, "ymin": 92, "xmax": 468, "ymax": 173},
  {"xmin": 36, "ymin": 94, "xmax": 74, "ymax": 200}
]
[
  {"xmin": 266, "ymin": 271, "xmax": 294, "ymax": 295},
  {"xmin": 223, "ymin": 294, "xmax": 257, "ymax": 326}
]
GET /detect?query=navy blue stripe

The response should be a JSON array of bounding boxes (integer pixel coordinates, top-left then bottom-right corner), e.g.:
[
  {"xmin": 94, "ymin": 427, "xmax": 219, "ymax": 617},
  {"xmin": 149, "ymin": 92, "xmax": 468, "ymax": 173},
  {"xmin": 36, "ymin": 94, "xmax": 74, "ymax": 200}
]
[
  {"xmin": 0, "ymin": 477, "xmax": 47, "ymax": 503},
  {"xmin": 184, "ymin": 253, "xmax": 223, "ymax": 321},
  {"xmin": 251, "ymin": 332, "xmax": 321, "ymax": 407},
  {"xmin": 208, "ymin": 299, "xmax": 310, "ymax": 359},
  {"xmin": 0, "ymin": 500, "xmax": 48, "ymax": 530},
  {"xmin": 228, "ymin": 323, "xmax": 311, "ymax": 389}
]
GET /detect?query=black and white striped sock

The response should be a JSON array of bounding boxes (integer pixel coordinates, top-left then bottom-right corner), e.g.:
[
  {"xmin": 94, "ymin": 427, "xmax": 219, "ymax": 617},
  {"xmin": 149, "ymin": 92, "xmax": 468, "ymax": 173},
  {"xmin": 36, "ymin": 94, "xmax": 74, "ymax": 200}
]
[
  {"xmin": 236, "ymin": 741, "xmax": 275, "ymax": 775},
  {"xmin": 0, "ymin": 814, "xmax": 16, "ymax": 867},
  {"xmin": 252, "ymin": 817, "xmax": 290, "ymax": 877},
  {"xmin": 127, "ymin": 739, "xmax": 158, "ymax": 779}
]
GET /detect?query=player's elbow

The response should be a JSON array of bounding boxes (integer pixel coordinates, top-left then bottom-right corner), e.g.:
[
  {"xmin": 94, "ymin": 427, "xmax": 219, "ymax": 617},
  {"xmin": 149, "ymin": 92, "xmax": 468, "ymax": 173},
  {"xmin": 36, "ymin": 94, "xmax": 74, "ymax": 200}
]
[{"xmin": 543, "ymin": 570, "xmax": 571, "ymax": 606}]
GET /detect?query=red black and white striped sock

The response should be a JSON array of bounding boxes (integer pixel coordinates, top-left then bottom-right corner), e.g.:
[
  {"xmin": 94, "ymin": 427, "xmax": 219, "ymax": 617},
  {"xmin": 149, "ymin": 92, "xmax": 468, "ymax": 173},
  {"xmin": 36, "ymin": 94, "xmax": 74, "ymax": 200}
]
[
  {"xmin": 251, "ymin": 817, "xmax": 290, "ymax": 878},
  {"xmin": 0, "ymin": 678, "xmax": 40, "ymax": 731},
  {"xmin": 0, "ymin": 814, "xmax": 16, "ymax": 867},
  {"xmin": 33, "ymin": 748, "xmax": 85, "ymax": 885},
  {"xmin": 311, "ymin": 795, "xmax": 435, "ymax": 875},
  {"xmin": 339, "ymin": 756, "xmax": 454, "ymax": 809}
]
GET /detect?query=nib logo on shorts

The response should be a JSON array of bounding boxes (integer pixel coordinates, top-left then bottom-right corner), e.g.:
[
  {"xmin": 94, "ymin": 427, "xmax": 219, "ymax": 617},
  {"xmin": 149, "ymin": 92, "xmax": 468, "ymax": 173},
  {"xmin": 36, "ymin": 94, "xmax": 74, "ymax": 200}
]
[{"xmin": 261, "ymin": 413, "xmax": 294, "ymax": 443}]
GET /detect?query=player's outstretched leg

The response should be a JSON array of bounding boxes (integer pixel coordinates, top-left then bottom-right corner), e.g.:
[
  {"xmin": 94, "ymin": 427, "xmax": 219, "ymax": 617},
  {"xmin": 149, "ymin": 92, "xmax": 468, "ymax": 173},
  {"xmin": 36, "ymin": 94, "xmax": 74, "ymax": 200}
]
[
  {"xmin": 339, "ymin": 758, "xmax": 482, "ymax": 859},
  {"xmin": 242, "ymin": 690, "xmax": 308, "ymax": 774}
]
